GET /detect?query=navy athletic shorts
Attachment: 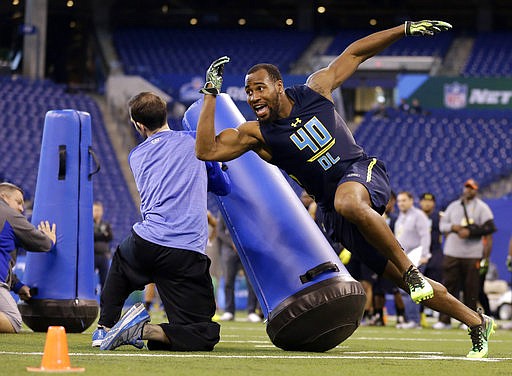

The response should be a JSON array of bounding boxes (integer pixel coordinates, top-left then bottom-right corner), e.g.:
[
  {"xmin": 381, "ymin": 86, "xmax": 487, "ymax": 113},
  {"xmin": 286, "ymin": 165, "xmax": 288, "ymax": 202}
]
[{"xmin": 317, "ymin": 156, "xmax": 391, "ymax": 275}]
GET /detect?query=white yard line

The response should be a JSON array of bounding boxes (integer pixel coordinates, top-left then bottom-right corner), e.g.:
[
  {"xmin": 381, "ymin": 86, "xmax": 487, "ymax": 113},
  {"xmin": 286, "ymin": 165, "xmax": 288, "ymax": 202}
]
[{"xmin": 0, "ymin": 351, "xmax": 509, "ymax": 362}]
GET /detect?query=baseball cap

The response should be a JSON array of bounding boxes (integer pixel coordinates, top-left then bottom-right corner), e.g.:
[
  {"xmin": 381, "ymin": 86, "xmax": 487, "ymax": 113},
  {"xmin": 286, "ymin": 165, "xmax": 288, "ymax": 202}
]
[
  {"xmin": 464, "ymin": 179, "xmax": 479, "ymax": 190},
  {"xmin": 420, "ymin": 192, "xmax": 435, "ymax": 201}
]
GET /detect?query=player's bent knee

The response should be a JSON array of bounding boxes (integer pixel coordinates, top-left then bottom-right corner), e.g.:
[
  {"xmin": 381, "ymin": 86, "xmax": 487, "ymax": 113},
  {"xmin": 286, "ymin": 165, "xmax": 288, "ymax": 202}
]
[{"xmin": 334, "ymin": 196, "xmax": 365, "ymax": 222}]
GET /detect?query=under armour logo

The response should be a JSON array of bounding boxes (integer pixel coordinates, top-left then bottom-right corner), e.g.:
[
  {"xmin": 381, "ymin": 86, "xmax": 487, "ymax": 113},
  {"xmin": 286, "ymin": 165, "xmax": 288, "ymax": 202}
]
[{"xmin": 291, "ymin": 118, "xmax": 302, "ymax": 127}]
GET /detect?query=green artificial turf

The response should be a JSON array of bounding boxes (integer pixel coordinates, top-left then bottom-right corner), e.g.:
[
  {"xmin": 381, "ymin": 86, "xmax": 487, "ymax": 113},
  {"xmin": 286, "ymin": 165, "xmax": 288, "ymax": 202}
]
[{"xmin": 1, "ymin": 313, "xmax": 511, "ymax": 376}]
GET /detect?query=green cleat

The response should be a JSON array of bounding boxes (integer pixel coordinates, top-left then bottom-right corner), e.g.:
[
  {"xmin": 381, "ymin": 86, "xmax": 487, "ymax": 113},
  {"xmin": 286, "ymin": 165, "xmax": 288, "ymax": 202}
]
[
  {"xmin": 402, "ymin": 265, "xmax": 434, "ymax": 303},
  {"xmin": 466, "ymin": 312, "xmax": 496, "ymax": 358}
]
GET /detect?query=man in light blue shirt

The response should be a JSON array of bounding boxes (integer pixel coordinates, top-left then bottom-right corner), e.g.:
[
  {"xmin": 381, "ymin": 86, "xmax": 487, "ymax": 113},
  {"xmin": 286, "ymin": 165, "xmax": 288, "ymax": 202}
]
[
  {"xmin": 394, "ymin": 191, "xmax": 431, "ymax": 329},
  {"xmin": 95, "ymin": 92, "xmax": 230, "ymax": 351}
]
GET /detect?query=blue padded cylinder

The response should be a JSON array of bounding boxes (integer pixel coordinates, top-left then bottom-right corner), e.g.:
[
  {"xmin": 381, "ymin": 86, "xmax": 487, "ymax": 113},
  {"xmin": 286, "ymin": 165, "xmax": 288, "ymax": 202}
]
[
  {"xmin": 184, "ymin": 95, "xmax": 365, "ymax": 352},
  {"xmin": 18, "ymin": 110, "xmax": 99, "ymax": 333}
]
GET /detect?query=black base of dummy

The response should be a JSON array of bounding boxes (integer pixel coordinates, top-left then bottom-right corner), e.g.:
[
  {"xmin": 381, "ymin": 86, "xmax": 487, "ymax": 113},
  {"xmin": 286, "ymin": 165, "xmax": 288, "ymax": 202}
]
[
  {"xmin": 19, "ymin": 299, "xmax": 98, "ymax": 333},
  {"xmin": 266, "ymin": 276, "xmax": 365, "ymax": 352}
]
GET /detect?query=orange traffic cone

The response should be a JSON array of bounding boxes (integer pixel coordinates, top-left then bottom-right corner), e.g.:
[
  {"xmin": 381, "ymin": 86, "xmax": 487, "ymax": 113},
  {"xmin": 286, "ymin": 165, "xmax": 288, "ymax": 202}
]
[{"xmin": 27, "ymin": 326, "xmax": 85, "ymax": 373}]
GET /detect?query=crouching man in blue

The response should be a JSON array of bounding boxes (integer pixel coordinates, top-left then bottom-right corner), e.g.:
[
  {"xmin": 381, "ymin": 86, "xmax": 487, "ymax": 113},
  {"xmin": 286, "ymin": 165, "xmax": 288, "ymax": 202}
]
[
  {"xmin": 95, "ymin": 92, "xmax": 230, "ymax": 351},
  {"xmin": 0, "ymin": 182, "xmax": 56, "ymax": 333}
]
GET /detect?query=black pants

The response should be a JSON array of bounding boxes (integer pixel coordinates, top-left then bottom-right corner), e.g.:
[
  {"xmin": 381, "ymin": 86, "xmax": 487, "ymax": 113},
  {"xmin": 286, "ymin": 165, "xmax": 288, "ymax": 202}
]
[
  {"xmin": 94, "ymin": 253, "xmax": 110, "ymax": 291},
  {"xmin": 99, "ymin": 231, "xmax": 220, "ymax": 351},
  {"xmin": 439, "ymin": 255, "xmax": 480, "ymax": 324},
  {"xmin": 221, "ymin": 246, "xmax": 258, "ymax": 314}
]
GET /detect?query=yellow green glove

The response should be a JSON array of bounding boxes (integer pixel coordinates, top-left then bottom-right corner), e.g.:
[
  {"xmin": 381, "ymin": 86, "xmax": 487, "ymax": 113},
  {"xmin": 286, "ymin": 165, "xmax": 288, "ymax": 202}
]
[
  {"xmin": 405, "ymin": 20, "xmax": 452, "ymax": 36},
  {"xmin": 339, "ymin": 248, "xmax": 351, "ymax": 265},
  {"xmin": 199, "ymin": 56, "xmax": 230, "ymax": 96}
]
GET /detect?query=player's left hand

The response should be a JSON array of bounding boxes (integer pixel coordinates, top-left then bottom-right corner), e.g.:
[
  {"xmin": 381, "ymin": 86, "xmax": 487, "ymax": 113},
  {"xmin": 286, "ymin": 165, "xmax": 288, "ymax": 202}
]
[
  {"xmin": 199, "ymin": 56, "xmax": 230, "ymax": 96},
  {"xmin": 405, "ymin": 20, "xmax": 452, "ymax": 36}
]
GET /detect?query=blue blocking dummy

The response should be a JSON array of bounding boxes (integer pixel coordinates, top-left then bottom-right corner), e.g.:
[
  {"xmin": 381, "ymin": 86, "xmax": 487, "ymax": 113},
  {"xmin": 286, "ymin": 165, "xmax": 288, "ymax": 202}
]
[
  {"xmin": 18, "ymin": 110, "xmax": 99, "ymax": 333},
  {"xmin": 183, "ymin": 95, "xmax": 365, "ymax": 352}
]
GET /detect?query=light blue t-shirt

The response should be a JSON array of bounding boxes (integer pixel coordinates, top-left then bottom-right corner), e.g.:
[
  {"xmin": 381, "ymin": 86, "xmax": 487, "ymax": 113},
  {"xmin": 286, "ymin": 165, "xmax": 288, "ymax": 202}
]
[{"xmin": 129, "ymin": 130, "xmax": 208, "ymax": 254}]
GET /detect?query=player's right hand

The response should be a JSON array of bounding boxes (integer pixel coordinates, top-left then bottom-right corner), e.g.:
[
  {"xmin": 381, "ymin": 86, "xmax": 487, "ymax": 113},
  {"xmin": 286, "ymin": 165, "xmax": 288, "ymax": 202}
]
[
  {"xmin": 199, "ymin": 56, "xmax": 230, "ymax": 96},
  {"xmin": 405, "ymin": 20, "xmax": 452, "ymax": 36}
]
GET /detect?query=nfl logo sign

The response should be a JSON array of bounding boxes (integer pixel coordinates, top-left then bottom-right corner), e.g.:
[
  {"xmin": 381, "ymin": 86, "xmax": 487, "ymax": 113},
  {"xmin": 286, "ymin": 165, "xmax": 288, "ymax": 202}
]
[{"xmin": 444, "ymin": 82, "xmax": 468, "ymax": 109}]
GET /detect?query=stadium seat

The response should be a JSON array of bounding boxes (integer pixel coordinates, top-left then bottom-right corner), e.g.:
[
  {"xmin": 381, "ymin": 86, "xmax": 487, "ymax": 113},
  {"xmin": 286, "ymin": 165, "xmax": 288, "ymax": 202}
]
[
  {"xmin": 0, "ymin": 76, "xmax": 139, "ymax": 245},
  {"xmin": 463, "ymin": 32, "xmax": 512, "ymax": 77},
  {"xmin": 354, "ymin": 110, "xmax": 512, "ymax": 209}
]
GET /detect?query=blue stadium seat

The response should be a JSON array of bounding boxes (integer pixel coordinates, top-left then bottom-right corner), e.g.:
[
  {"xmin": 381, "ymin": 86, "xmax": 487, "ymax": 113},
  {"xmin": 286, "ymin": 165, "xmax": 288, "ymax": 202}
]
[
  {"xmin": 354, "ymin": 110, "xmax": 512, "ymax": 209},
  {"xmin": 0, "ymin": 76, "xmax": 139, "ymax": 246},
  {"xmin": 463, "ymin": 32, "xmax": 512, "ymax": 77},
  {"xmin": 113, "ymin": 28, "xmax": 314, "ymax": 76},
  {"xmin": 325, "ymin": 29, "xmax": 453, "ymax": 57}
]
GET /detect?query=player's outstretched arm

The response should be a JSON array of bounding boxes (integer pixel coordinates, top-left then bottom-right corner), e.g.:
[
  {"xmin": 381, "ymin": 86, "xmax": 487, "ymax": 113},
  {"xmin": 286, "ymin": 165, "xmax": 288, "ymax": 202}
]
[
  {"xmin": 196, "ymin": 56, "xmax": 261, "ymax": 162},
  {"xmin": 307, "ymin": 20, "xmax": 452, "ymax": 100}
]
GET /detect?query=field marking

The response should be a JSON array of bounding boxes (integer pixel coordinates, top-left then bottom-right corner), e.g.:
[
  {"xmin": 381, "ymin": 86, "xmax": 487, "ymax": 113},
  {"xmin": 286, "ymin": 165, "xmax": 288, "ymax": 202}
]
[
  {"xmin": 350, "ymin": 337, "xmax": 511, "ymax": 343},
  {"xmin": 1, "ymin": 351, "xmax": 510, "ymax": 362},
  {"xmin": 253, "ymin": 348, "xmax": 445, "ymax": 355},
  {"xmin": 220, "ymin": 337, "xmax": 511, "ymax": 345}
]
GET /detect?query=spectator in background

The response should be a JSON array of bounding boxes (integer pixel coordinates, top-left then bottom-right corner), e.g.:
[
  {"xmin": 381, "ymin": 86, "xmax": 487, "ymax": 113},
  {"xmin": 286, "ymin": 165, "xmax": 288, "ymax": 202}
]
[
  {"xmin": 372, "ymin": 190, "xmax": 406, "ymax": 326},
  {"xmin": 93, "ymin": 201, "xmax": 113, "ymax": 292},
  {"xmin": 398, "ymin": 98, "xmax": 410, "ymax": 113},
  {"xmin": 419, "ymin": 193, "xmax": 443, "ymax": 286},
  {"xmin": 394, "ymin": 191, "xmax": 431, "ymax": 329},
  {"xmin": 435, "ymin": 179, "xmax": 497, "ymax": 329},
  {"xmin": 217, "ymin": 216, "xmax": 261, "ymax": 323},
  {"xmin": 409, "ymin": 98, "xmax": 423, "ymax": 115},
  {"xmin": 419, "ymin": 192, "xmax": 443, "ymax": 326},
  {"xmin": 0, "ymin": 182, "xmax": 56, "ymax": 333}
]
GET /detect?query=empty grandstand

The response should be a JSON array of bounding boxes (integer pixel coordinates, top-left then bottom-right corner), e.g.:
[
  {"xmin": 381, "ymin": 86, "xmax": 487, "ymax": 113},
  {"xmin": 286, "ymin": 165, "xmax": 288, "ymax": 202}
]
[{"xmin": 0, "ymin": 76, "xmax": 140, "ymax": 246}]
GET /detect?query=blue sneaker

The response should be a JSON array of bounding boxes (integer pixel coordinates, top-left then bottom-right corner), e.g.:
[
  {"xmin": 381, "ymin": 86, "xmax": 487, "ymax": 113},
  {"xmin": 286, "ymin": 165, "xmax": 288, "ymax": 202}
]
[
  {"xmin": 92, "ymin": 327, "xmax": 106, "ymax": 347},
  {"xmin": 100, "ymin": 303, "xmax": 150, "ymax": 351},
  {"xmin": 93, "ymin": 326, "xmax": 145, "ymax": 349}
]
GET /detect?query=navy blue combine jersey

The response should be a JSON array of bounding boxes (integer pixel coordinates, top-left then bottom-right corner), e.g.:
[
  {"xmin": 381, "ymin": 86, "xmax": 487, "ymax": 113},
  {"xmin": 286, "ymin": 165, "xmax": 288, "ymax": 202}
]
[{"xmin": 259, "ymin": 85, "xmax": 364, "ymax": 207}]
